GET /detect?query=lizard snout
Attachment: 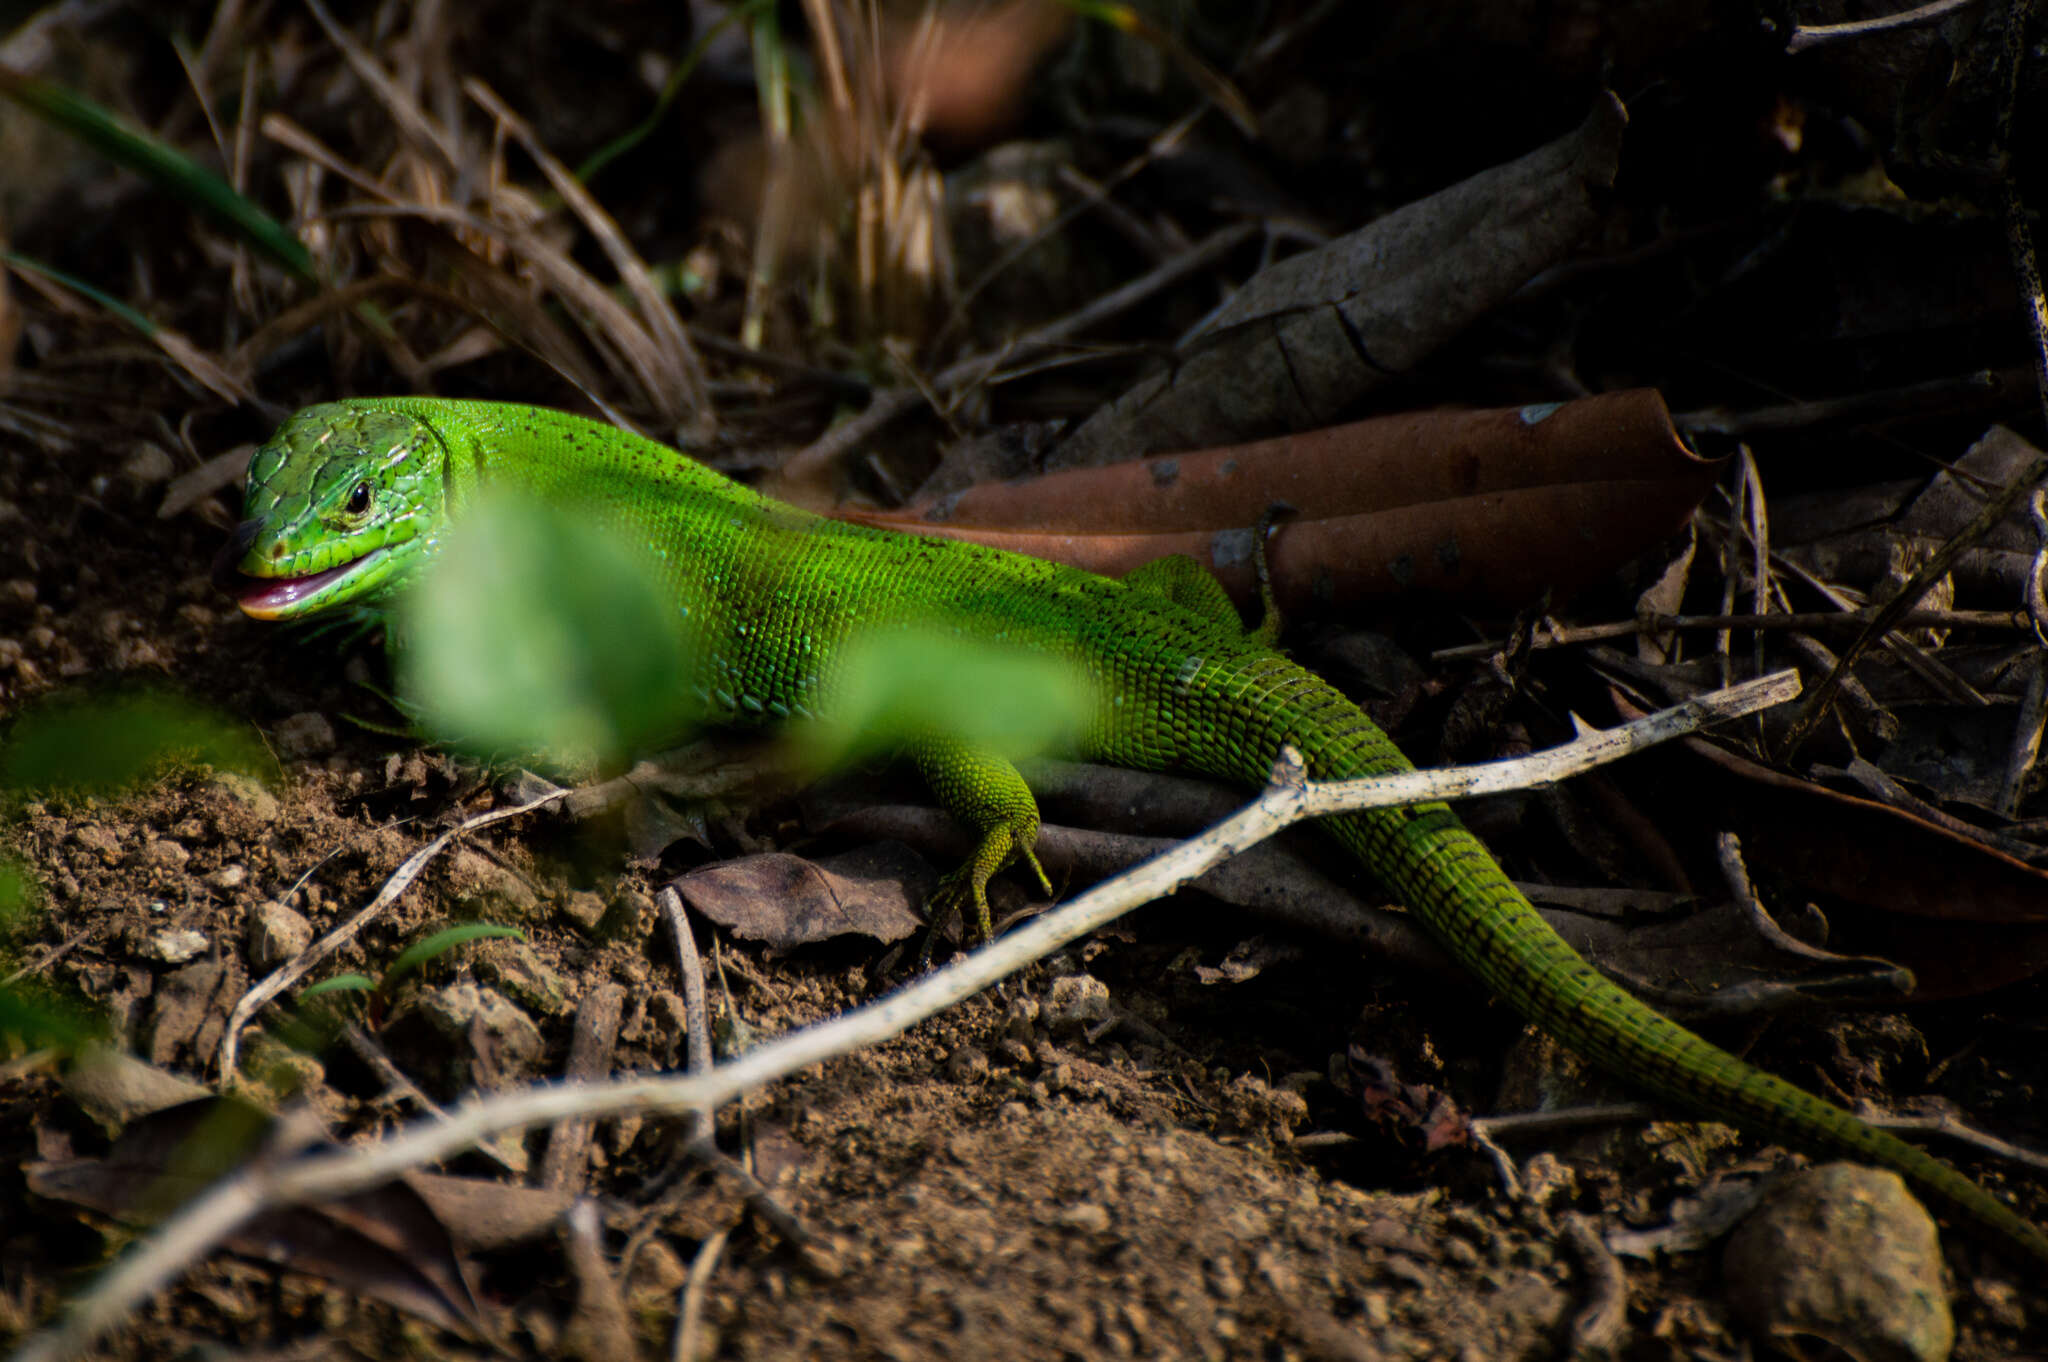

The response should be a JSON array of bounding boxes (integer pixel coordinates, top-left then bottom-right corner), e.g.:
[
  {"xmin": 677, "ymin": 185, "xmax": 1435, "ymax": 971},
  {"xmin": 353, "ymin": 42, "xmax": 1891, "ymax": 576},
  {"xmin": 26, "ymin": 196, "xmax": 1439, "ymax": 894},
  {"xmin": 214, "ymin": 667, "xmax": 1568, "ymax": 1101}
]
[{"xmin": 211, "ymin": 517, "xmax": 266, "ymax": 593}]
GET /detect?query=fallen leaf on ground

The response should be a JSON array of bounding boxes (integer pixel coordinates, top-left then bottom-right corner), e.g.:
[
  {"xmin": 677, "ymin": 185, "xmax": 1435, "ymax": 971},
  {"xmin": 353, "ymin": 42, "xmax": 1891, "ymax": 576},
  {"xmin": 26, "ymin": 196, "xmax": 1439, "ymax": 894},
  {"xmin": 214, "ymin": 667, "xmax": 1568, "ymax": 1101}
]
[
  {"xmin": 841, "ymin": 389, "xmax": 1718, "ymax": 612},
  {"xmin": 670, "ymin": 842, "xmax": 933, "ymax": 948},
  {"xmin": 27, "ymin": 1097, "xmax": 489, "ymax": 1337}
]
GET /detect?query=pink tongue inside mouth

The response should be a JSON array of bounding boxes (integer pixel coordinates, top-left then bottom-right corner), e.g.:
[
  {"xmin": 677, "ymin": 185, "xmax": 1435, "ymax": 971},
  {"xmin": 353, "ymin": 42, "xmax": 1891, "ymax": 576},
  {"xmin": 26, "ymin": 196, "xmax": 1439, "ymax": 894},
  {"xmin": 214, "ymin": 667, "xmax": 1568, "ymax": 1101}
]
[{"xmin": 236, "ymin": 558, "xmax": 364, "ymax": 614}]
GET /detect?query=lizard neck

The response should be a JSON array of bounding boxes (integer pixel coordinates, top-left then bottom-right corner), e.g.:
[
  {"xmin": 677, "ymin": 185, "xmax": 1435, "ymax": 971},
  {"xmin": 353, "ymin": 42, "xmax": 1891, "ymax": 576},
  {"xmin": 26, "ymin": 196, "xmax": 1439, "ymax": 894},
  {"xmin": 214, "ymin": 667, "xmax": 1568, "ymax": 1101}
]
[{"xmin": 356, "ymin": 397, "xmax": 772, "ymax": 518}]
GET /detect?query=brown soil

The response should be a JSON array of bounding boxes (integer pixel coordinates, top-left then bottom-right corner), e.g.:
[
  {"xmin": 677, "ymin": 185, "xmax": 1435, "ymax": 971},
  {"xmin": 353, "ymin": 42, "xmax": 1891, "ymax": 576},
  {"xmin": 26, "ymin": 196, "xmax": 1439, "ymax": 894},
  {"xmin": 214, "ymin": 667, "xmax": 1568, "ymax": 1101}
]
[
  {"xmin": 0, "ymin": 457, "xmax": 2042, "ymax": 1355},
  {"xmin": 4, "ymin": 3, "xmax": 2047, "ymax": 1358}
]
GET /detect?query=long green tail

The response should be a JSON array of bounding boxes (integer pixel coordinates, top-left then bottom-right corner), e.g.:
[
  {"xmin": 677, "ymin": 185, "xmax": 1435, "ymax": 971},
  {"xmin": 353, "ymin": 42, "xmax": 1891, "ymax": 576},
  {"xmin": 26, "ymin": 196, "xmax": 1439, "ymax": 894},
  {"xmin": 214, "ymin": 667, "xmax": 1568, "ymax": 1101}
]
[
  {"xmin": 1209, "ymin": 651, "xmax": 2048, "ymax": 1267},
  {"xmin": 224, "ymin": 396, "xmax": 2048, "ymax": 1268}
]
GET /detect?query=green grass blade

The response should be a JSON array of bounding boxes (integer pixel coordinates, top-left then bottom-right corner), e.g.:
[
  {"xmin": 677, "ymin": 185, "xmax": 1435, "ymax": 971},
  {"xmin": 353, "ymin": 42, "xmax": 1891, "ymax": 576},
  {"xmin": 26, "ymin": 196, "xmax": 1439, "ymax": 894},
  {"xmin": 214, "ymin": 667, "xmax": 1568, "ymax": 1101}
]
[
  {"xmin": 299, "ymin": 973, "xmax": 376, "ymax": 1002},
  {"xmin": 380, "ymin": 923, "xmax": 525, "ymax": 993},
  {"xmin": 0, "ymin": 69, "xmax": 313, "ymax": 279},
  {"xmin": 0, "ymin": 250, "xmax": 158, "ymax": 335},
  {"xmin": 577, "ymin": 0, "xmax": 772, "ymax": 185}
]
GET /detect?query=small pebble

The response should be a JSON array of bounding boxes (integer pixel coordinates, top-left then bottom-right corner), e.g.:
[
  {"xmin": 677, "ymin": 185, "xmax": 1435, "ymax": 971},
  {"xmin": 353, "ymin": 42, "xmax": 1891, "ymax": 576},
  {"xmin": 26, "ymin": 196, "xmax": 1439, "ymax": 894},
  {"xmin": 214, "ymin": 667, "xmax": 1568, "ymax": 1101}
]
[
  {"xmin": 1724, "ymin": 1163, "xmax": 1953, "ymax": 1362},
  {"xmin": 272, "ymin": 711, "xmax": 337, "ymax": 759},
  {"xmin": 246, "ymin": 900, "xmax": 312, "ymax": 971},
  {"xmin": 146, "ymin": 929, "xmax": 209, "ymax": 964},
  {"xmin": 1045, "ymin": 972, "xmax": 1111, "ymax": 1031},
  {"xmin": 946, "ymin": 1045, "xmax": 990, "ymax": 1082},
  {"xmin": 139, "ymin": 840, "xmax": 189, "ymax": 870}
]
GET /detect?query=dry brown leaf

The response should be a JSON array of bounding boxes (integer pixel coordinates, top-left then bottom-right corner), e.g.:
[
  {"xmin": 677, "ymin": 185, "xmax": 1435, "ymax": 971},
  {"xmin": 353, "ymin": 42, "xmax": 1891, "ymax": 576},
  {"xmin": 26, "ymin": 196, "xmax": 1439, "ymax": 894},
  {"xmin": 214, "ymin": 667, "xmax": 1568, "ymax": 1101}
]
[
  {"xmin": 27, "ymin": 1097, "xmax": 489, "ymax": 1337},
  {"xmin": 839, "ymin": 389, "xmax": 1718, "ymax": 612},
  {"xmin": 1592, "ymin": 703, "xmax": 2048, "ymax": 1000},
  {"xmin": 408, "ymin": 1172, "xmax": 579, "ymax": 1252},
  {"xmin": 670, "ymin": 842, "xmax": 933, "ymax": 949},
  {"xmin": 1679, "ymin": 735, "xmax": 2048, "ymax": 927},
  {"xmin": 888, "ymin": 0, "xmax": 1074, "ymax": 146}
]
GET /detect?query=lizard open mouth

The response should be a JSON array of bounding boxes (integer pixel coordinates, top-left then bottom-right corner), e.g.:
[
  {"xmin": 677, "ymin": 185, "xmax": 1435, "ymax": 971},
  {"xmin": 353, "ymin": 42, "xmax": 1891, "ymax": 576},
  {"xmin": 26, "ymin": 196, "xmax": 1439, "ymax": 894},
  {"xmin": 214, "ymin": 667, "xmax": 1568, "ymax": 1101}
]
[{"xmin": 225, "ymin": 548, "xmax": 385, "ymax": 619}]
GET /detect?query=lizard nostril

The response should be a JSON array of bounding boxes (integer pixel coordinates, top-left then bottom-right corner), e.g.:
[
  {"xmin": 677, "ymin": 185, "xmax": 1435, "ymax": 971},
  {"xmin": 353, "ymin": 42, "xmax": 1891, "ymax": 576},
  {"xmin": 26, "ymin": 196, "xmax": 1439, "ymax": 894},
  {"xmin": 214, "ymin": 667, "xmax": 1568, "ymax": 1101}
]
[
  {"xmin": 211, "ymin": 517, "xmax": 267, "ymax": 593},
  {"xmin": 268, "ymin": 544, "xmax": 284, "ymax": 559}
]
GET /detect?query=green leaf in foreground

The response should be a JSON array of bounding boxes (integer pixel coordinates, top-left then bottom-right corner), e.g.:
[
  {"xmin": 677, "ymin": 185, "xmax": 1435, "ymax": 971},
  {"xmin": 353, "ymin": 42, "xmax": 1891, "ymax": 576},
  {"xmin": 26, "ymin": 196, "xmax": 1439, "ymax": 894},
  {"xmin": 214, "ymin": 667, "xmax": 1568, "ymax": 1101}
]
[
  {"xmin": 0, "ymin": 984, "xmax": 95, "ymax": 1051},
  {"xmin": 0, "ymin": 858, "xmax": 97, "ymax": 1050},
  {"xmin": 0, "ymin": 856, "xmax": 34, "ymax": 926},
  {"xmin": 808, "ymin": 626, "xmax": 1092, "ymax": 770},
  {"xmin": 399, "ymin": 493, "xmax": 702, "ymax": 770},
  {"xmin": 0, "ymin": 689, "xmax": 276, "ymax": 798}
]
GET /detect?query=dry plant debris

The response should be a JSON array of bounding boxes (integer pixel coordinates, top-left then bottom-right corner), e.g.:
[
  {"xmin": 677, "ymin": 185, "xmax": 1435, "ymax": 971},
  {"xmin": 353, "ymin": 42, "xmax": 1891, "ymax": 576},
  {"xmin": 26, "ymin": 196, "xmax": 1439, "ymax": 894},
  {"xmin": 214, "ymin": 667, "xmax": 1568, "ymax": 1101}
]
[{"xmin": 2, "ymin": 2, "xmax": 2048, "ymax": 1360}]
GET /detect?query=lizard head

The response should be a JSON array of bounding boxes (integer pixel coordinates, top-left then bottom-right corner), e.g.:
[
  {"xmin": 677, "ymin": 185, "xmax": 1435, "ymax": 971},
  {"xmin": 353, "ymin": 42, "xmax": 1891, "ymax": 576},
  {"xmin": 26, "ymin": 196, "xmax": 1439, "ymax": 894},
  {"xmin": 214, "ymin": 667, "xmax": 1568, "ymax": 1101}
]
[{"xmin": 214, "ymin": 401, "xmax": 447, "ymax": 620}]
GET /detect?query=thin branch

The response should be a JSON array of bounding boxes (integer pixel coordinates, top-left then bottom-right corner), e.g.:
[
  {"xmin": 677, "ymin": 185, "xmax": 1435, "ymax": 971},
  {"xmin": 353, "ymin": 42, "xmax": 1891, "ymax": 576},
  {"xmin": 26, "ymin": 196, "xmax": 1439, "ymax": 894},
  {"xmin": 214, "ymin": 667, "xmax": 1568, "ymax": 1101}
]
[
  {"xmin": 1297, "ymin": 671, "xmax": 1800, "ymax": 817},
  {"xmin": 1563, "ymin": 1213, "xmax": 1630, "ymax": 1357},
  {"xmin": 781, "ymin": 220, "xmax": 1260, "ymax": 483},
  {"xmin": 671, "ymin": 1227, "xmax": 730, "ymax": 1362},
  {"xmin": 659, "ymin": 886, "xmax": 715, "ymax": 1145},
  {"xmin": 1875, "ymin": 1110, "xmax": 2048, "ymax": 1172},
  {"xmin": 1431, "ymin": 608, "xmax": 2025, "ymax": 662},
  {"xmin": 1786, "ymin": 0, "xmax": 1980, "ymax": 53},
  {"xmin": 1472, "ymin": 1103, "xmax": 1660, "ymax": 1141},
  {"xmin": 216, "ymin": 784, "xmax": 567, "ymax": 1076},
  {"xmin": 8, "ymin": 674, "xmax": 1797, "ymax": 1362},
  {"xmin": 1782, "ymin": 0, "xmax": 2048, "ymax": 757}
]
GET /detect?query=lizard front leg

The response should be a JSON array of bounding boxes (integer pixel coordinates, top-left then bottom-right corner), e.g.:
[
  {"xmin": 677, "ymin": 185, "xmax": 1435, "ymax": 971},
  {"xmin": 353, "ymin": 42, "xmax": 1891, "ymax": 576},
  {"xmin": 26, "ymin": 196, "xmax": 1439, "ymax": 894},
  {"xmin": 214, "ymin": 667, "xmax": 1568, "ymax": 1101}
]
[{"xmin": 911, "ymin": 734, "xmax": 1052, "ymax": 956}]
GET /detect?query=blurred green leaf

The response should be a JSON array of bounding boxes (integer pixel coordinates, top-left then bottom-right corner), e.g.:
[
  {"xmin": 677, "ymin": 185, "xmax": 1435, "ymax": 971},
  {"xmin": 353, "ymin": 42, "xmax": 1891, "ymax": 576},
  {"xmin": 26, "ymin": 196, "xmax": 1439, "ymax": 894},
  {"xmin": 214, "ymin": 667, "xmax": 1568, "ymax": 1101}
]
[
  {"xmin": 381, "ymin": 923, "xmax": 524, "ymax": 992},
  {"xmin": 399, "ymin": 493, "xmax": 702, "ymax": 770},
  {"xmin": 813, "ymin": 627, "xmax": 1091, "ymax": 768},
  {"xmin": 0, "ymin": 689, "xmax": 276, "ymax": 798},
  {"xmin": 0, "ymin": 861, "xmax": 88, "ymax": 1049},
  {"xmin": 299, "ymin": 974, "xmax": 376, "ymax": 1003},
  {"xmin": 0, "ymin": 69, "xmax": 314, "ymax": 279},
  {"xmin": 0, "ymin": 984, "xmax": 95, "ymax": 1051},
  {"xmin": 0, "ymin": 856, "xmax": 35, "ymax": 928}
]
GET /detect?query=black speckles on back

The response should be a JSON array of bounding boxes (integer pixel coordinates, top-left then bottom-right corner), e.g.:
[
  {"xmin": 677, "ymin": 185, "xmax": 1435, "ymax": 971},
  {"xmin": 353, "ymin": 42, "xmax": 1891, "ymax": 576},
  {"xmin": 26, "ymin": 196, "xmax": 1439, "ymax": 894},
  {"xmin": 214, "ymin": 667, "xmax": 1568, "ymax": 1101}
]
[{"xmin": 316, "ymin": 397, "xmax": 2048, "ymax": 1266}]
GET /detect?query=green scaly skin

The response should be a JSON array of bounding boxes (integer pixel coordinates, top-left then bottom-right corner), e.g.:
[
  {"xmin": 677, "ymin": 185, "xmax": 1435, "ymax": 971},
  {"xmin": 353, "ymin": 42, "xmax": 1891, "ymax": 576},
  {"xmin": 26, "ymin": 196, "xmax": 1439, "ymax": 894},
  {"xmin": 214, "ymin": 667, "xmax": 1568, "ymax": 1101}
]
[{"xmin": 219, "ymin": 397, "xmax": 2048, "ymax": 1268}]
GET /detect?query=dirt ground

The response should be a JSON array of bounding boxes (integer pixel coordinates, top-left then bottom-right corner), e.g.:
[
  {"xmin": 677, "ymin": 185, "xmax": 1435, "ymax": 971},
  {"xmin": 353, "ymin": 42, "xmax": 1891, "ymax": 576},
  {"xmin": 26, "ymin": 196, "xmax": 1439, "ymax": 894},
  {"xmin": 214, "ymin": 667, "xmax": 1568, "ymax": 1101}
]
[
  {"xmin": 0, "ymin": 429, "xmax": 2044, "ymax": 1358},
  {"xmin": 5, "ymin": 2, "xmax": 2048, "ymax": 1358}
]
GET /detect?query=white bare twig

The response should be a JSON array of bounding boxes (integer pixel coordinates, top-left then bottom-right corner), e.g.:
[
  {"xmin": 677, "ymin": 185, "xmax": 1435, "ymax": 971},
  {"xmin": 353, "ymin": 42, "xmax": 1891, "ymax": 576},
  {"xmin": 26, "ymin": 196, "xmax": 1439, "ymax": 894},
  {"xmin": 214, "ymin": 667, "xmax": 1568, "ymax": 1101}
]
[
  {"xmin": 216, "ymin": 783, "xmax": 568, "ymax": 1076},
  {"xmin": 1786, "ymin": 0, "xmax": 1978, "ymax": 52},
  {"xmin": 10, "ymin": 671, "xmax": 1798, "ymax": 1362}
]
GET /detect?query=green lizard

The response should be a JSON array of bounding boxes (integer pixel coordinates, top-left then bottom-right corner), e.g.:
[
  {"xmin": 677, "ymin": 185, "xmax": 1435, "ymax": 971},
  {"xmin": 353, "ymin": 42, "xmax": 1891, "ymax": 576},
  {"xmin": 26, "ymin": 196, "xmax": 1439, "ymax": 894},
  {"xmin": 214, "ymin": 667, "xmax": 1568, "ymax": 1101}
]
[{"xmin": 216, "ymin": 396, "xmax": 2048, "ymax": 1268}]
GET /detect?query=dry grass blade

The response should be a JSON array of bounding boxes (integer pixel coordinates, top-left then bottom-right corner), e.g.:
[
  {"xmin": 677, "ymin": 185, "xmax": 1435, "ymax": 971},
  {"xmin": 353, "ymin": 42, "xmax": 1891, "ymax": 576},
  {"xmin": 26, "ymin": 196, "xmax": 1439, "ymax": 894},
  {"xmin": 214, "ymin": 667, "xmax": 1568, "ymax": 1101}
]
[
  {"xmin": 1057, "ymin": 0, "xmax": 1257, "ymax": 137},
  {"xmin": 463, "ymin": 78, "xmax": 712, "ymax": 439},
  {"xmin": 5, "ymin": 675, "xmax": 1797, "ymax": 1362},
  {"xmin": 423, "ymin": 254, "xmax": 624, "ymax": 416},
  {"xmin": 301, "ymin": 0, "xmax": 462, "ymax": 172},
  {"xmin": 265, "ymin": 110, "xmax": 658, "ymax": 427},
  {"xmin": 3, "ymin": 252, "xmax": 253, "ymax": 405},
  {"xmin": 778, "ymin": 218, "xmax": 1257, "ymax": 491},
  {"xmin": 334, "ymin": 201, "xmax": 667, "ymax": 431},
  {"xmin": 259, "ymin": 112, "xmax": 402, "ymax": 205},
  {"xmin": 0, "ymin": 68, "xmax": 312, "ymax": 280}
]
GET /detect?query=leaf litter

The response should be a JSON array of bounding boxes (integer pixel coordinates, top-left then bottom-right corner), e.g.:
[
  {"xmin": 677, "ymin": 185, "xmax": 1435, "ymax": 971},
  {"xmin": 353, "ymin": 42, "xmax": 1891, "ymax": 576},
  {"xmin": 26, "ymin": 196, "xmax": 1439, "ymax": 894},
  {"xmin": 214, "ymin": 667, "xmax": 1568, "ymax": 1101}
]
[{"xmin": 1, "ymin": 2, "xmax": 2047, "ymax": 1359}]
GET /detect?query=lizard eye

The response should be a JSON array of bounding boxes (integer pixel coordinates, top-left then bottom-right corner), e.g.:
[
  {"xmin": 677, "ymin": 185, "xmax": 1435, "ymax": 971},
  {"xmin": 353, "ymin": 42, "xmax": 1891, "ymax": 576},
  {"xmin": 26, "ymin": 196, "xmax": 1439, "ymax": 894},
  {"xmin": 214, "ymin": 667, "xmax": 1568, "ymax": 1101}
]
[{"xmin": 345, "ymin": 481, "xmax": 371, "ymax": 515}]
